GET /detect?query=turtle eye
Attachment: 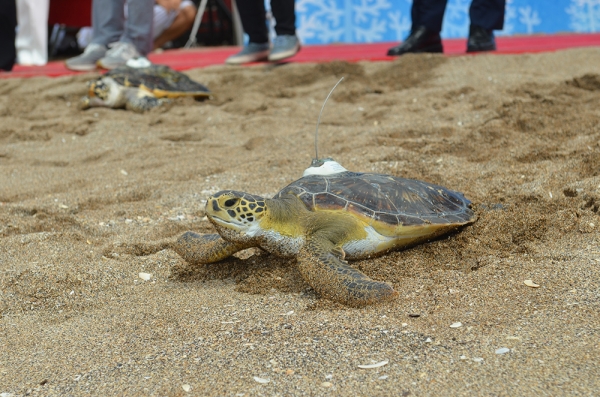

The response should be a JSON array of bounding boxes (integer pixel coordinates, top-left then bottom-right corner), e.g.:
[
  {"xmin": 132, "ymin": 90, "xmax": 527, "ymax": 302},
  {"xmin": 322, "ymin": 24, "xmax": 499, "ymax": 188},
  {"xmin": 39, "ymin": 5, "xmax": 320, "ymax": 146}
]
[{"xmin": 224, "ymin": 198, "xmax": 238, "ymax": 207}]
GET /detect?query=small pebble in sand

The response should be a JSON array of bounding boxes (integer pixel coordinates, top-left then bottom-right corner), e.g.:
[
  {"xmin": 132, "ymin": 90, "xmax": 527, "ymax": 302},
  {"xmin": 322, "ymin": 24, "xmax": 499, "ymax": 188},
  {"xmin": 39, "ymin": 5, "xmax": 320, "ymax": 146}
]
[
  {"xmin": 358, "ymin": 360, "xmax": 388, "ymax": 369},
  {"xmin": 321, "ymin": 382, "xmax": 332, "ymax": 388},
  {"xmin": 378, "ymin": 375, "xmax": 388, "ymax": 380},
  {"xmin": 285, "ymin": 369, "xmax": 294, "ymax": 375},
  {"xmin": 425, "ymin": 338, "xmax": 432, "ymax": 343},
  {"xmin": 120, "ymin": 169, "xmax": 128, "ymax": 175},
  {"xmin": 460, "ymin": 355, "xmax": 467, "ymax": 360},
  {"xmin": 450, "ymin": 322, "xmax": 462, "ymax": 328},
  {"xmin": 495, "ymin": 348, "xmax": 510, "ymax": 355},
  {"xmin": 138, "ymin": 272, "xmax": 152, "ymax": 281},
  {"xmin": 181, "ymin": 384, "xmax": 191, "ymax": 392},
  {"xmin": 253, "ymin": 376, "xmax": 270, "ymax": 384},
  {"xmin": 408, "ymin": 314, "xmax": 420, "ymax": 318},
  {"xmin": 524, "ymin": 280, "xmax": 540, "ymax": 288},
  {"xmin": 473, "ymin": 357, "xmax": 484, "ymax": 363}
]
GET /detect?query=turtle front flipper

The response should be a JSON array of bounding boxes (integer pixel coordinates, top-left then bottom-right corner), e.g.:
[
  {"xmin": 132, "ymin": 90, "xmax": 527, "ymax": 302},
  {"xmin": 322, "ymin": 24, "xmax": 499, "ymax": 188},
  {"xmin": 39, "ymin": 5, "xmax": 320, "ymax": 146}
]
[
  {"xmin": 173, "ymin": 232, "xmax": 248, "ymax": 265},
  {"xmin": 297, "ymin": 238, "xmax": 397, "ymax": 306},
  {"xmin": 125, "ymin": 89, "xmax": 170, "ymax": 113}
]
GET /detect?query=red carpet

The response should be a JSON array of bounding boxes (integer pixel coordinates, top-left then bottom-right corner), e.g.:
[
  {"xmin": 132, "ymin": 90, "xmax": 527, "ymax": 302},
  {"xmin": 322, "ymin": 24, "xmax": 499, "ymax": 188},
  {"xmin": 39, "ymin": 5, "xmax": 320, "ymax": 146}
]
[{"xmin": 2, "ymin": 33, "xmax": 600, "ymax": 79}]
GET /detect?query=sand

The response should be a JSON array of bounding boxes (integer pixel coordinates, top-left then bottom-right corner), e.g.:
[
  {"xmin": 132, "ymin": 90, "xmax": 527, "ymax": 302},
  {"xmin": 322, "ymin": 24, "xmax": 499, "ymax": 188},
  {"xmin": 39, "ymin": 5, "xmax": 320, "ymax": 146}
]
[{"xmin": 1, "ymin": 48, "xmax": 599, "ymax": 396}]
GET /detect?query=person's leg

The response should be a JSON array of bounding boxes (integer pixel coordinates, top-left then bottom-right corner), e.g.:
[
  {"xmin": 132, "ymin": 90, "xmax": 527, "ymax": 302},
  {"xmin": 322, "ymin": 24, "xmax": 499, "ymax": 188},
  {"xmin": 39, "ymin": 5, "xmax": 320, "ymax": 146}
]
[
  {"xmin": 270, "ymin": 0, "xmax": 295, "ymax": 36},
  {"xmin": 91, "ymin": 0, "xmax": 125, "ymax": 45},
  {"xmin": 225, "ymin": 0, "xmax": 270, "ymax": 64},
  {"xmin": 236, "ymin": 0, "xmax": 268, "ymax": 44},
  {"xmin": 467, "ymin": 0, "xmax": 505, "ymax": 52},
  {"xmin": 469, "ymin": 0, "xmax": 505, "ymax": 31},
  {"xmin": 122, "ymin": 0, "xmax": 155, "ymax": 55},
  {"xmin": 0, "ymin": 0, "xmax": 17, "ymax": 71},
  {"xmin": 15, "ymin": 0, "xmax": 49, "ymax": 65},
  {"xmin": 268, "ymin": 0, "xmax": 300, "ymax": 61},
  {"xmin": 387, "ymin": 0, "xmax": 446, "ymax": 56},
  {"xmin": 413, "ymin": 0, "xmax": 447, "ymax": 33},
  {"xmin": 153, "ymin": 2, "xmax": 197, "ymax": 50}
]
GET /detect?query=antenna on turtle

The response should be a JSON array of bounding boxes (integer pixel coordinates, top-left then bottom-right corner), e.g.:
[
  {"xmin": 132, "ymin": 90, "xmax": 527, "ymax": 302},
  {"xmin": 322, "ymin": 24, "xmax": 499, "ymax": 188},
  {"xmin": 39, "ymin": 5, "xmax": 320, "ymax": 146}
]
[
  {"xmin": 314, "ymin": 77, "xmax": 344, "ymax": 161},
  {"xmin": 303, "ymin": 77, "xmax": 348, "ymax": 177}
]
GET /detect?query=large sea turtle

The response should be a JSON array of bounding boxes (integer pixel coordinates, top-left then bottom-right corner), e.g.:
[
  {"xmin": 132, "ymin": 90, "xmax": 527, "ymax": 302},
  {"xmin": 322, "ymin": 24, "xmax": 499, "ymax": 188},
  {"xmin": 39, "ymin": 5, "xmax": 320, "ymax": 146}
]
[
  {"xmin": 80, "ymin": 64, "xmax": 210, "ymax": 112},
  {"xmin": 173, "ymin": 159, "xmax": 476, "ymax": 307}
]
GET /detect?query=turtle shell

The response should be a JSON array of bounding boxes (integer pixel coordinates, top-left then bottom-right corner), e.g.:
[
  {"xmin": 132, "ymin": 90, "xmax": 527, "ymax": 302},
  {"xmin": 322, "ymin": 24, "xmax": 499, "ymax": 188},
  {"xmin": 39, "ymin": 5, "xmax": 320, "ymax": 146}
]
[
  {"xmin": 275, "ymin": 171, "xmax": 475, "ymax": 236},
  {"xmin": 105, "ymin": 65, "xmax": 210, "ymax": 99}
]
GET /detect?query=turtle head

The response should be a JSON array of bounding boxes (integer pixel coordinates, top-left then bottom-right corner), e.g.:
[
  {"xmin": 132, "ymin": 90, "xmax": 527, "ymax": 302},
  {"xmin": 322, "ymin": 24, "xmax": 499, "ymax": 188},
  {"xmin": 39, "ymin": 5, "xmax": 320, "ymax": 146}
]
[
  {"xmin": 205, "ymin": 190, "xmax": 267, "ymax": 241},
  {"xmin": 82, "ymin": 76, "xmax": 126, "ymax": 109}
]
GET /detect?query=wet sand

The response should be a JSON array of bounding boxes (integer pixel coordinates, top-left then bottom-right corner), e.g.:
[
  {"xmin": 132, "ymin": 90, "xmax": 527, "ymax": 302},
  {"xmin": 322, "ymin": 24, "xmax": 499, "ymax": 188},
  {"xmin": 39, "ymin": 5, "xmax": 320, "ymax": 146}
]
[{"xmin": 1, "ymin": 48, "xmax": 599, "ymax": 396}]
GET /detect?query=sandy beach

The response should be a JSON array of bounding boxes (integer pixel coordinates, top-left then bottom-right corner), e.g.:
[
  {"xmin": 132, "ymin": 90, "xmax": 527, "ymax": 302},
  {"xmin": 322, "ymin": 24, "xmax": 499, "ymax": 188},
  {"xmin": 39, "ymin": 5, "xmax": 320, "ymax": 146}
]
[{"xmin": 1, "ymin": 48, "xmax": 599, "ymax": 396}]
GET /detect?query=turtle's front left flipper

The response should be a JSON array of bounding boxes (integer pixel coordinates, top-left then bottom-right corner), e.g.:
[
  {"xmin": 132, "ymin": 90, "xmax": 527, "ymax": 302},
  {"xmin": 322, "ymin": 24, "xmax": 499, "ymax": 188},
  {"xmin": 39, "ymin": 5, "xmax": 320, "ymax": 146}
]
[
  {"xmin": 296, "ymin": 238, "xmax": 397, "ymax": 307},
  {"xmin": 125, "ymin": 89, "xmax": 170, "ymax": 112},
  {"xmin": 173, "ymin": 232, "xmax": 248, "ymax": 265}
]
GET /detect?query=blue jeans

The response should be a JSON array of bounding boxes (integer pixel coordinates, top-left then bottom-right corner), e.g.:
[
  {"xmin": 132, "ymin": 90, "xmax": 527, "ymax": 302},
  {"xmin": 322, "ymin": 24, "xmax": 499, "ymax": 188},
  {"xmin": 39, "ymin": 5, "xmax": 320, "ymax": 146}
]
[{"xmin": 90, "ymin": 0, "xmax": 154, "ymax": 55}]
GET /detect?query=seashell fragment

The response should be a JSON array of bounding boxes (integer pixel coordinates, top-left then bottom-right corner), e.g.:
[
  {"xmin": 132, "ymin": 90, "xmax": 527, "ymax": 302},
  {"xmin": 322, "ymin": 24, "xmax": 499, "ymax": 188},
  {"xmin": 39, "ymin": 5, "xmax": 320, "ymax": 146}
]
[
  {"xmin": 357, "ymin": 360, "xmax": 388, "ymax": 369},
  {"xmin": 139, "ymin": 272, "xmax": 152, "ymax": 281},
  {"xmin": 182, "ymin": 384, "xmax": 191, "ymax": 392},
  {"xmin": 524, "ymin": 280, "xmax": 540, "ymax": 288},
  {"xmin": 495, "ymin": 347, "xmax": 510, "ymax": 355},
  {"xmin": 450, "ymin": 322, "xmax": 462, "ymax": 328},
  {"xmin": 253, "ymin": 376, "xmax": 270, "ymax": 384}
]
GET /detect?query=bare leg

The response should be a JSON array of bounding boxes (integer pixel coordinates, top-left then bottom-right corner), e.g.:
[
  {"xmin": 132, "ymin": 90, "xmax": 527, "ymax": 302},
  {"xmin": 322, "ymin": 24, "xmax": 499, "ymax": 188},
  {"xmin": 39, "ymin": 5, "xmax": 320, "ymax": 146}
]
[{"xmin": 153, "ymin": 5, "xmax": 196, "ymax": 50}]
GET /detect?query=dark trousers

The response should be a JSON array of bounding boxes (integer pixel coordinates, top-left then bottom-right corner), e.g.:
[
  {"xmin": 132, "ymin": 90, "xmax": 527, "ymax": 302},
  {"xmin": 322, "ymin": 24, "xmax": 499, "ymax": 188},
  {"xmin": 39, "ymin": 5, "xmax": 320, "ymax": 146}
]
[
  {"xmin": 0, "ymin": 0, "xmax": 17, "ymax": 71},
  {"xmin": 236, "ymin": 0, "xmax": 296, "ymax": 44},
  {"xmin": 412, "ymin": 0, "xmax": 505, "ymax": 33}
]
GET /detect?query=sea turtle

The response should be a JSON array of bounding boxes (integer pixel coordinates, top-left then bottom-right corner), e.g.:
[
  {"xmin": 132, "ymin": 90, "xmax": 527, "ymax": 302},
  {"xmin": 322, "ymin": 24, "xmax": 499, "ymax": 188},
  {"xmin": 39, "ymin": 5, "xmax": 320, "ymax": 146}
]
[
  {"xmin": 173, "ymin": 159, "xmax": 476, "ymax": 307},
  {"xmin": 80, "ymin": 64, "xmax": 210, "ymax": 112}
]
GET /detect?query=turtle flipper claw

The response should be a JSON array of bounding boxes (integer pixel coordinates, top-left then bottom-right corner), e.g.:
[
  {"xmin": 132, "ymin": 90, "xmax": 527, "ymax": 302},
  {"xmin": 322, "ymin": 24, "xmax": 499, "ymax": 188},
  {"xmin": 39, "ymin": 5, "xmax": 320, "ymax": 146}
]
[
  {"xmin": 173, "ymin": 231, "xmax": 244, "ymax": 265},
  {"xmin": 296, "ymin": 238, "xmax": 397, "ymax": 307}
]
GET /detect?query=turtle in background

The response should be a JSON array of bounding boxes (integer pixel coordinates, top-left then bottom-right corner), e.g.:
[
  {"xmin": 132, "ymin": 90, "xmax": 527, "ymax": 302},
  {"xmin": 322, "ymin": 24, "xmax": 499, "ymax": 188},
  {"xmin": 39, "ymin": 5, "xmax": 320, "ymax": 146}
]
[
  {"xmin": 80, "ymin": 64, "xmax": 210, "ymax": 112},
  {"xmin": 173, "ymin": 158, "xmax": 476, "ymax": 307}
]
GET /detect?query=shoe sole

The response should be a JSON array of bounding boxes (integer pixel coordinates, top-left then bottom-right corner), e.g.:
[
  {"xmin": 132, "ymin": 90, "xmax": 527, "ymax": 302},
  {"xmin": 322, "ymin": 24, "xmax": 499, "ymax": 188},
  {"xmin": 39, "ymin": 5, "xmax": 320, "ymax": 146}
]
[
  {"xmin": 65, "ymin": 63, "xmax": 99, "ymax": 72},
  {"xmin": 225, "ymin": 51, "xmax": 270, "ymax": 65},
  {"xmin": 387, "ymin": 43, "xmax": 443, "ymax": 56},
  {"xmin": 268, "ymin": 45, "xmax": 300, "ymax": 62},
  {"xmin": 466, "ymin": 44, "xmax": 496, "ymax": 53},
  {"xmin": 96, "ymin": 59, "xmax": 128, "ymax": 70}
]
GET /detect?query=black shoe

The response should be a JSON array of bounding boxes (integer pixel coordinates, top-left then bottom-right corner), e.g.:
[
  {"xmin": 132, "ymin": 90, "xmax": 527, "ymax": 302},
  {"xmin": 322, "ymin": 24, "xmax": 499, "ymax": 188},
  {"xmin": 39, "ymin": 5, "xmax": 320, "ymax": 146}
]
[
  {"xmin": 467, "ymin": 25, "xmax": 496, "ymax": 52},
  {"xmin": 387, "ymin": 26, "xmax": 443, "ymax": 56}
]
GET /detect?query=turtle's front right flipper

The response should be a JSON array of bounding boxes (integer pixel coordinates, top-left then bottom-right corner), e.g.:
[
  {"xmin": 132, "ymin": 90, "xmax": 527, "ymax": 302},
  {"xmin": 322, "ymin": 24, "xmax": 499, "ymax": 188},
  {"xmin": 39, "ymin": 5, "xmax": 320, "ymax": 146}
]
[
  {"xmin": 173, "ymin": 232, "xmax": 246, "ymax": 265},
  {"xmin": 296, "ymin": 238, "xmax": 397, "ymax": 307}
]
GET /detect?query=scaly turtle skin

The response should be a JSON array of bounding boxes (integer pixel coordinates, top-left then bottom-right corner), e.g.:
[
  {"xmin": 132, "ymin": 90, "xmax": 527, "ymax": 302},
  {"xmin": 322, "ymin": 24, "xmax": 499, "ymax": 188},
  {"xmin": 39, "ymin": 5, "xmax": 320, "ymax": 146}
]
[
  {"xmin": 173, "ymin": 160, "xmax": 475, "ymax": 306},
  {"xmin": 80, "ymin": 65, "xmax": 210, "ymax": 112}
]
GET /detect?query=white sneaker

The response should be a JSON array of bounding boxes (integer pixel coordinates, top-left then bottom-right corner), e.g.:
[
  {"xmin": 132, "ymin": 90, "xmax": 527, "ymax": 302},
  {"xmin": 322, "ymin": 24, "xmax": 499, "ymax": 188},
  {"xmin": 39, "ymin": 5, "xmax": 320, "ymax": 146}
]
[
  {"xmin": 65, "ymin": 43, "xmax": 107, "ymax": 71},
  {"xmin": 97, "ymin": 42, "xmax": 141, "ymax": 70},
  {"xmin": 225, "ymin": 42, "xmax": 270, "ymax": 65},
  {"xmin": 268, "ymin": 35, "xmax": 301, "ymax": 62}
]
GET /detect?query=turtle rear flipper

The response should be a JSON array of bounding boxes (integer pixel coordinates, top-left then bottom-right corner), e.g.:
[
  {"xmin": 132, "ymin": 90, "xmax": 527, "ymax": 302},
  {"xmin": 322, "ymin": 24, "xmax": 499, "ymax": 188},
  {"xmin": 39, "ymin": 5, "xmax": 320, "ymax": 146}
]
[
  {"xmin": 125, "ymin": 89, "xmax": 170, "ymax": 113},
  {"xmin": 297, "ymin": 237, "xmax": 397, "ymax": 306},
  {"xmin": 172, "ymin": 232, "xmax": 248, "ymax": 265}
]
